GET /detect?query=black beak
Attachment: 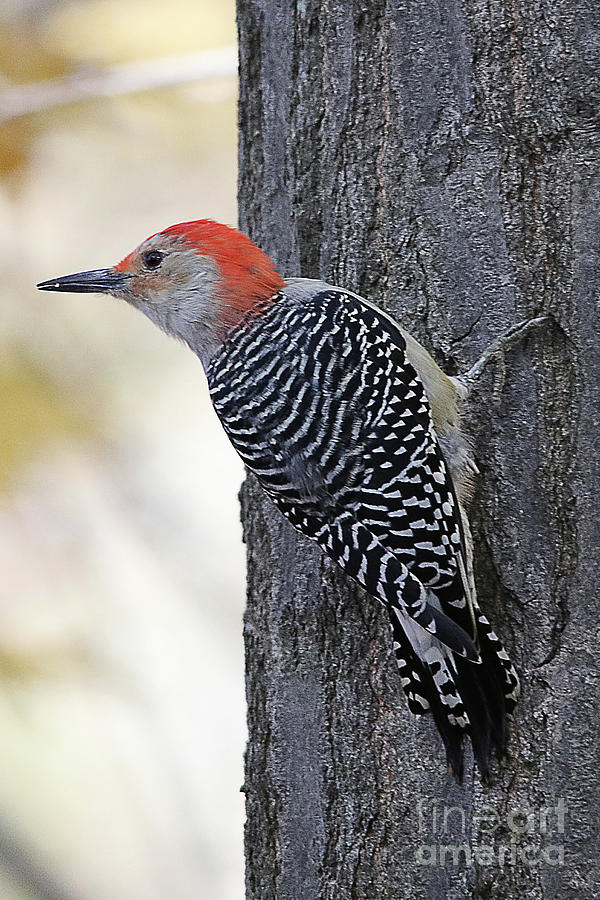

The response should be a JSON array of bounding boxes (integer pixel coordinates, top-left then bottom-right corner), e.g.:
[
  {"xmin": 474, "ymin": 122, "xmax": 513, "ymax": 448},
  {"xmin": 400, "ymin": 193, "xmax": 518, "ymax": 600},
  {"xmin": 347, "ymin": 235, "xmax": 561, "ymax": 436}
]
[{"xmin": 37, "ymin": 268, "xmax": 131, "ymax": 294}]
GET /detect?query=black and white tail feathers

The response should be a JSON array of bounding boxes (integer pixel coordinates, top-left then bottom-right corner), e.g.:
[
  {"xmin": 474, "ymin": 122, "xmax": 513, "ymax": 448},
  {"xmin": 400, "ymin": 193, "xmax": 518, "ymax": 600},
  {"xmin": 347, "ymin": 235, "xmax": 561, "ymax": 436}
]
[{"xmin": 389, "ymin": 598, "xmax": 519, "ymax": 782}]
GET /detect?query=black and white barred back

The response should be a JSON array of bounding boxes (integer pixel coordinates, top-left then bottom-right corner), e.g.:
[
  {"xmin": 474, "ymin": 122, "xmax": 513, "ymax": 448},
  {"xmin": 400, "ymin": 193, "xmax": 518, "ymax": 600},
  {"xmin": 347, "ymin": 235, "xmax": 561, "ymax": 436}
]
[{"xmin": 207, "ymin": 285, "xmax": 519, "ymax": 780}]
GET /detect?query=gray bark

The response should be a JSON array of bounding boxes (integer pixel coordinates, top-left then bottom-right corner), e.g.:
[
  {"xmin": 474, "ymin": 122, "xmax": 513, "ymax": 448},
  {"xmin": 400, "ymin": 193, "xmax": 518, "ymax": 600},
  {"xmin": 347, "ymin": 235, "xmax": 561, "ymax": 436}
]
[{"xmin": 236, "ymin": 2, "xmax": 600, "ymax": 898}]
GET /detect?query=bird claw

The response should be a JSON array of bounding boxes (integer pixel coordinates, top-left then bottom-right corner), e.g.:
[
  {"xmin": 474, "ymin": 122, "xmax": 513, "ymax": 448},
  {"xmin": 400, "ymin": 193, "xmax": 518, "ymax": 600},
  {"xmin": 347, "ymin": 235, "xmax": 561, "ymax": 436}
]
[{"xmin": 454, "ymin": 315, "xmax": 550, "ymax": 397}]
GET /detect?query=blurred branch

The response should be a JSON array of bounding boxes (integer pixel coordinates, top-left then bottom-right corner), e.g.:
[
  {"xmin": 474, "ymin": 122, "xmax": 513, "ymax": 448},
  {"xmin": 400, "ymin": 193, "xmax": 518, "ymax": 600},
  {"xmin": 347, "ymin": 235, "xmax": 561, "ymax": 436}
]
[
  {"xmin": 0, "ymin": 814, "xmax": 83, "ymax": 900},
  {"xmin": 0, "ymin": 46, "xmax": 237, "ymax": 123}
]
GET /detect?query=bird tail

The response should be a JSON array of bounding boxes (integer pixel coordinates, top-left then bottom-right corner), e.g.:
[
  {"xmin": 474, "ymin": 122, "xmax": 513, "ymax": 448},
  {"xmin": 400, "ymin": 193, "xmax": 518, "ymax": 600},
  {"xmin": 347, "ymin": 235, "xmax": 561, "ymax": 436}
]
[{"xmin": 389, "ymin": 604, "xmax": 519, "ymax": 782}]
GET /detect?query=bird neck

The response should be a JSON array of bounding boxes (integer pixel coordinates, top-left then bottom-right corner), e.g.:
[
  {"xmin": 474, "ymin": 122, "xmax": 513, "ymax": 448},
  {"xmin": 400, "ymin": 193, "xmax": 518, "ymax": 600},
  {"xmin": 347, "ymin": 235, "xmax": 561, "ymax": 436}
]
[
  {"xmin": 187, "ymin": 285, "xmax": 282, "ymax": 371},
  {"xmin": 214, "ymin": 278, "xmax": 282, "ymax": 334}
]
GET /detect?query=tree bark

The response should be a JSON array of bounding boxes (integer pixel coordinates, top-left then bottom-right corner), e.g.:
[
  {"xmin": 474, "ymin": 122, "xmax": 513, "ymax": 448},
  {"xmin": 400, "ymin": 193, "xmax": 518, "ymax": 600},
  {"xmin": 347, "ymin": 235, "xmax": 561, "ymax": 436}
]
[{"xmin": 237, "ymin": 2, "xmax": 599, "ymax": 898}]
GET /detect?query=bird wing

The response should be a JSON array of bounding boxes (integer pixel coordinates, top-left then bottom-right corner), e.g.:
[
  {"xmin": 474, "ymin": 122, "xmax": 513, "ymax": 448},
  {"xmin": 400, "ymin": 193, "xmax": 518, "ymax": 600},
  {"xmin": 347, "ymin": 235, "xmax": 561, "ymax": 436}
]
[
  {"xmin": 207, "ymin": 284, "xmax": 522, "ymax": 778},
  {"xmin": 207, "ymin": 286, "xmax": 476, "ymax": 659}
]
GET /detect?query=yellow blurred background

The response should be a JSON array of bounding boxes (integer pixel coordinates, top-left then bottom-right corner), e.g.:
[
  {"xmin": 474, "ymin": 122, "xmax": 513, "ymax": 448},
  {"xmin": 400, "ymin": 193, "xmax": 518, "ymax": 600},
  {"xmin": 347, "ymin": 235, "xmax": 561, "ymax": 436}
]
[{"xmin": 0, "ymin": 2, "xmax": 245, "ymax": 897}]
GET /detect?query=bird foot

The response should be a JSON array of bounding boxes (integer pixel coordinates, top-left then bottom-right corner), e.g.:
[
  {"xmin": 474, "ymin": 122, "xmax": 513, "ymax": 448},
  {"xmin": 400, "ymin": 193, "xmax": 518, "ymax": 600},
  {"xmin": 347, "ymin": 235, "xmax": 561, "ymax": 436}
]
[{"xmin": 452, "ymin": 316, "xmax": 550, "ymax": 398}]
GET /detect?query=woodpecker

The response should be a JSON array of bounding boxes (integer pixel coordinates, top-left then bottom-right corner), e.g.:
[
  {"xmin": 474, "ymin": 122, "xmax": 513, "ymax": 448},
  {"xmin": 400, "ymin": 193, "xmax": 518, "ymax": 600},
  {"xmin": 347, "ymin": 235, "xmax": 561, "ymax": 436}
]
[{"xmin": 38, "ymin": 219, "xmax": 545, "ymax": 781}]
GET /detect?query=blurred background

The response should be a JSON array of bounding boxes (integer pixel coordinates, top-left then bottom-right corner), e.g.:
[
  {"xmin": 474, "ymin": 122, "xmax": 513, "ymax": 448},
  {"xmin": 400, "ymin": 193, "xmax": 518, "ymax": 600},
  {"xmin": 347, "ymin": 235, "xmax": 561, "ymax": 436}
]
[{"xmin": 0, "ymin": 1, "xmax": 245, "ymax": 898}]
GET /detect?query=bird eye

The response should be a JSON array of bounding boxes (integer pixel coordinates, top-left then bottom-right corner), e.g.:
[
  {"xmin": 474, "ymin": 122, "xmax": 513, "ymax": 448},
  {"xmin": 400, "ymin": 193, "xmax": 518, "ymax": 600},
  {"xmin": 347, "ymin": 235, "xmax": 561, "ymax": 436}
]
[{"xmin": 143, "ymin": 250, "xmax": 164, "ymax": 270}]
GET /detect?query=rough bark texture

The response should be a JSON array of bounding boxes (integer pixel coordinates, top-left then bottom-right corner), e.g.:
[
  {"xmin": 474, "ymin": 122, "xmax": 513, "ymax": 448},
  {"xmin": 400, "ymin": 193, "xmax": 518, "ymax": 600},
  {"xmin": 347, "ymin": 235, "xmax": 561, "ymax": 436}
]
[{"xmin": 237, "ymin": 3, "xmax": 599, "ymax": 898}]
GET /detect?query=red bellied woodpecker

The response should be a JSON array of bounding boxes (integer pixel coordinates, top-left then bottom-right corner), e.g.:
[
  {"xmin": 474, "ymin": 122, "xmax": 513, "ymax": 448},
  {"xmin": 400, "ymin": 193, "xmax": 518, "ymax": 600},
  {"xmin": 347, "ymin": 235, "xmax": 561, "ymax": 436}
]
[{"xmin": 38, "ymin": 219, "xmax": 547, "ymax": 781}]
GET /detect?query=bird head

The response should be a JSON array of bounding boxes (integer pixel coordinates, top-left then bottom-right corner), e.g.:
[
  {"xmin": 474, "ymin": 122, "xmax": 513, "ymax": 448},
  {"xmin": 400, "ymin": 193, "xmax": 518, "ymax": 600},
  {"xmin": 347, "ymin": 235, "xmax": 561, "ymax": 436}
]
[{"xmin": 37, "ymin": 220, "xmax": 284, "ymax": 365}]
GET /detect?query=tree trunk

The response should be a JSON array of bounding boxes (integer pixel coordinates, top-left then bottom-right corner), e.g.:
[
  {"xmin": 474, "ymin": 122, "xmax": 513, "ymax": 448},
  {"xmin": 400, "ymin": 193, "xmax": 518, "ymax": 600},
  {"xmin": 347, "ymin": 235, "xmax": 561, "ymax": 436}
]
[{"xmin": 237, "ymin": 2, "xmax": 599, "ymax": 898}]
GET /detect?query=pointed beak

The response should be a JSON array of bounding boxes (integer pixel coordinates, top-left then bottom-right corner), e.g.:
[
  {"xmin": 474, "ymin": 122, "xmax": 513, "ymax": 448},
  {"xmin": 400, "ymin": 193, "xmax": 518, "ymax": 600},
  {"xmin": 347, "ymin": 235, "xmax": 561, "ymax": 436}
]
[{"xmin": 36, "ymin": 268, "xmax": 131, "ymax": 295}]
